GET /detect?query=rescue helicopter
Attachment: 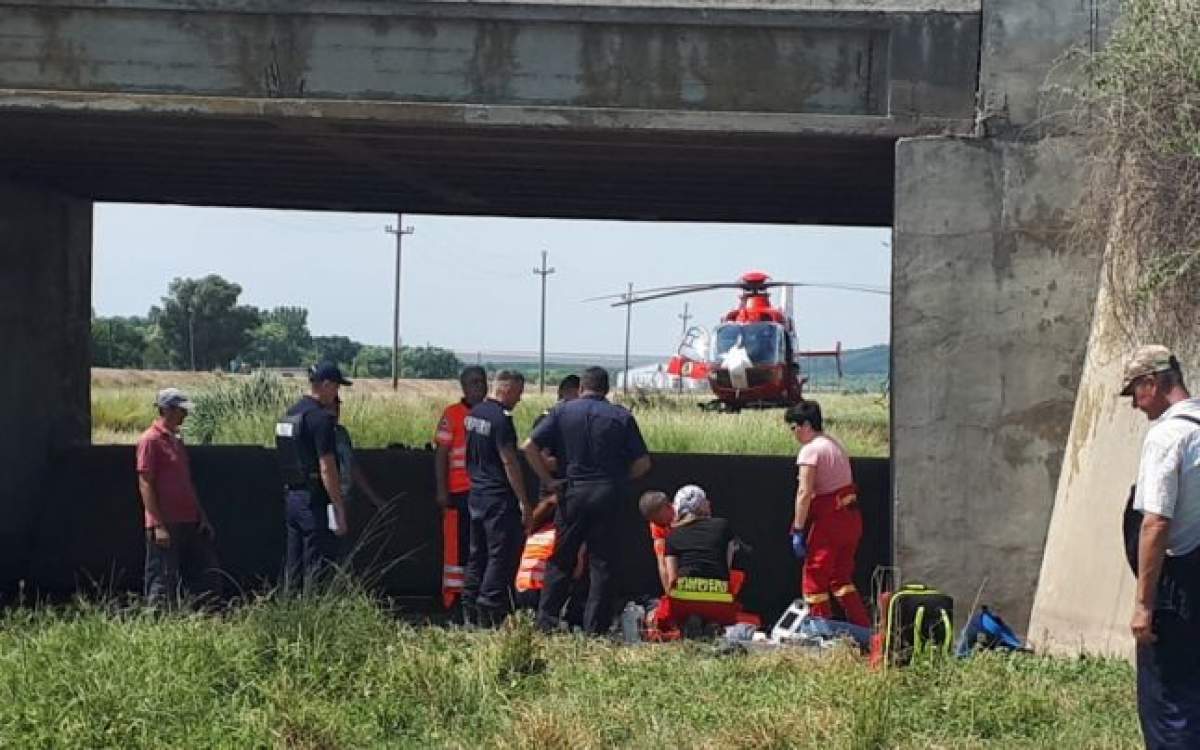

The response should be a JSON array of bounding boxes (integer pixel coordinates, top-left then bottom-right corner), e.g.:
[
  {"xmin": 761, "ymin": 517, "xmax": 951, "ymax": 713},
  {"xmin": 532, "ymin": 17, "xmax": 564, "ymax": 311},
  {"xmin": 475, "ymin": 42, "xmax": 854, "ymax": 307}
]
[{"xmin": 590, "ymin": 271, "xmax": 888, "ymax": 412}]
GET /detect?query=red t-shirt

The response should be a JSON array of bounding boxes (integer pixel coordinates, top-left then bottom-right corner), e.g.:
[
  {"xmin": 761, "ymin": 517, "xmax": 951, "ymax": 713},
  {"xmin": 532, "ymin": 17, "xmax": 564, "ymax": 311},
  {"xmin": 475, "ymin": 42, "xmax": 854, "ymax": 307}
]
[{"xmin": 136, "ymin": 419, "xmax": 200, "ymax": 527}]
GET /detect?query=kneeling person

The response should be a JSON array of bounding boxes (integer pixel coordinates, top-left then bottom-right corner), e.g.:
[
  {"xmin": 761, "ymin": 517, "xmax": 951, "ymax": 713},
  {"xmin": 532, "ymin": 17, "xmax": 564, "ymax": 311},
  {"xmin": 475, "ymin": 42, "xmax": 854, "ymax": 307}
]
[
  {"xmin": 639, "ymin": 490, "xmax": 675, "ymax": 595},
  {"xmin": 515, "ymin": 496, "xmax": 587, "ymax": 627},
  {"xmin": 463, "ymin": 370, "xmax": 531, "ymax": 626},
  {"xmin": 657, "ymin": 485, "xmax": 740, "ymax": 632}
]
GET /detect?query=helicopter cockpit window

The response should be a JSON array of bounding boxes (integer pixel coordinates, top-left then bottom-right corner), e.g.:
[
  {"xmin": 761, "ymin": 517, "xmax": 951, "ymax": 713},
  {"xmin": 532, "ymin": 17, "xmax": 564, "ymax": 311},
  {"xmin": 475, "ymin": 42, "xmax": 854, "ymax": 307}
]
[{"xmin": 712, "ymin": 323, "xmax": 784, "ymax": 365}]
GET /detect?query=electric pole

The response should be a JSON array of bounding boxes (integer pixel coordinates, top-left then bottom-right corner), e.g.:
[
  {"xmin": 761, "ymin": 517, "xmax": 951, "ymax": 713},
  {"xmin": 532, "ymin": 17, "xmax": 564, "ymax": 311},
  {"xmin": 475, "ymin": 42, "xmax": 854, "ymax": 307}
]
[
  {"xmin": 678, "ymin": 302, "xmax": 692, "ymax": 341},
  {"xmin": 623, "ymin": 282, "xmax": 633, "ymax": 396},
  {"xmin": 385, "ymin": 220, "xmax": 415, "ymax": 390},
  {"xmin": 187, "ymin": 306, "xmax": 196, "ymax": 371},
  {"xmin": 532, "ymin": 250, "xmax": 556, "ymax": 394}
]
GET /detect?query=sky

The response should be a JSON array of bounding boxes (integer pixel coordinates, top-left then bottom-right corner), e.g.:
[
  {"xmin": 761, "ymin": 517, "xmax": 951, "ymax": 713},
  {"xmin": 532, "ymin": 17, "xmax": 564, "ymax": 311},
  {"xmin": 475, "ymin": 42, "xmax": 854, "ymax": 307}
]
[{"xmin": 93, "ymin": 204, "xmax": 891, "ymax": 358}]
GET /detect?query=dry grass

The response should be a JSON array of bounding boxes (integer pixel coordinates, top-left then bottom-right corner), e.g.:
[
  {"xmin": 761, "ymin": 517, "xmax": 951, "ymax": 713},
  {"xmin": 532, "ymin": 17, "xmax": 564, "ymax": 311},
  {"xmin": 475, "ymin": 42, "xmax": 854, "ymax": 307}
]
[{"xmin": 91, "ymin": 370, "xmax": 890, "ymax": 456}]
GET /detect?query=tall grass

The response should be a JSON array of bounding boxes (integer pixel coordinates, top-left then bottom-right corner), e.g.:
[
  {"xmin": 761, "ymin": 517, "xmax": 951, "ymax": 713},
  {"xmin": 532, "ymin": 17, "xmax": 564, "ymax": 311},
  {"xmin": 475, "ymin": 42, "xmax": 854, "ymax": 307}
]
[
  {"xmin": 92, "ymin": 375, "xmax": 889, "ymax": 457},
  {"xmin": 0, "ymin": 593, "xmax": 1138, "ymax": 748}
]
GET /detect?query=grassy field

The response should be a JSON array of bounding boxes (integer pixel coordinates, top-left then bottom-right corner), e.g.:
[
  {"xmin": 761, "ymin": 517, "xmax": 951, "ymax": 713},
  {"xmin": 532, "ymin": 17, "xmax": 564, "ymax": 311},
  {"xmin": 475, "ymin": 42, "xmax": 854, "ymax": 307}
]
[
  {"xmin": 91, "ymin": 369, "xmax": 890, "ymax": 457},
  {"xmin": 0, "ymin": 591, "xmax": 1138, "ymax": 749}
]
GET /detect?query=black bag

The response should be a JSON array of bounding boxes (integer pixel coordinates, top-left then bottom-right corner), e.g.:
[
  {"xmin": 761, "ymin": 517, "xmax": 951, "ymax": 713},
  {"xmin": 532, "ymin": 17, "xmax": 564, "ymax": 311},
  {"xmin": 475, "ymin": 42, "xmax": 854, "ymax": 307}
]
[
  {"xmin": 882, "ymin": 583, "xmax": 954, "ymax": 666},
  {"xmin": 1122, "ymin": 414, "xmax": 1200, "ymax": 623}
]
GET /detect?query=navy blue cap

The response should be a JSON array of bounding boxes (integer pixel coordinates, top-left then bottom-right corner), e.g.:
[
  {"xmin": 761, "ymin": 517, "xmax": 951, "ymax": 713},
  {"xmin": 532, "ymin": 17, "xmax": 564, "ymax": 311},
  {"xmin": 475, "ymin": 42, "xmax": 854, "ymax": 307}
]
[{"xmin": 309, "ymin": 362, "xmax": 352, "ymax": 386}]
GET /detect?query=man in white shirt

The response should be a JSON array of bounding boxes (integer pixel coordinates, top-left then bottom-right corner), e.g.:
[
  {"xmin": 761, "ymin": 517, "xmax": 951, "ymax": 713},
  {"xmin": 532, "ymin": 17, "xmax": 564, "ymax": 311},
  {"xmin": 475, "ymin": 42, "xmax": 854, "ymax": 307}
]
[{"xmin": 1123, "ymin": 344, "xmax": 1200, "ymax": 749}]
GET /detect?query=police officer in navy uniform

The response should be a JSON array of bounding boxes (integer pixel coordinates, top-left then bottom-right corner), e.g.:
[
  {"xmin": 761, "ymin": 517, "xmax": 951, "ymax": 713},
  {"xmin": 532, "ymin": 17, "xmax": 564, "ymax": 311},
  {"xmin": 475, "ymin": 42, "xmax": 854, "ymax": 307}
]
[
  {"xmin": 276, "ymin": 362, "xmax": 351, "ymax": 589},
  {"xmin": 525, "ymin": 366, "xmax": 652, "ymax": 634},
  {"xmin": 462, "ymin": 370, "xmax": 532, "ymax": 626}
]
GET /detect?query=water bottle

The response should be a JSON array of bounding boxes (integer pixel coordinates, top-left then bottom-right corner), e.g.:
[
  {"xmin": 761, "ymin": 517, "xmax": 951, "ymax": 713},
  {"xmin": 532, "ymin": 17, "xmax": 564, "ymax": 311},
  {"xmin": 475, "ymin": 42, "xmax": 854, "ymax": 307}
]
[{"xmin": 620, "ymin": 602, "xmax": 645, "ymax": 643}]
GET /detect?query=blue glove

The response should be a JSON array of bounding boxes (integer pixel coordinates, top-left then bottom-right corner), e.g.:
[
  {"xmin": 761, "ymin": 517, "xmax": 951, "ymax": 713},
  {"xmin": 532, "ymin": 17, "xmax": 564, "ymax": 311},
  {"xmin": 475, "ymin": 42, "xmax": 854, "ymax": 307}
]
[{"xmin": 790, "ymin": 530, "xmax": 807, "ymax": 560}]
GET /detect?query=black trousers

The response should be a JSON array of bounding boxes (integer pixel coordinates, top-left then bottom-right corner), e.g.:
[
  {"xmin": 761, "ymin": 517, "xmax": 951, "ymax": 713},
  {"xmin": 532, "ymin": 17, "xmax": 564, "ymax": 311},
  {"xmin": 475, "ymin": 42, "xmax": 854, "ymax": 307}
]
[
  {"xmin": 144, "ymin": 522, "xmax": 221, "ymax": 608},
  {"xmin": 516, "ymin": 579, "xmax": 588, "ymax": 630},
  {"xmin": 284, "ymin": 488, "xmax": 337, "ymax": 591},
  {"xmin": 1138, "ymin": 610, "xmax": 1200, "ymax": 749},
  {"xmin": 537, "ymin": 479, "xmax": 620, "ymax": 634},
  {"xmin": 463, "ymin": 492, "xmax": 524, "ymax": 615}
]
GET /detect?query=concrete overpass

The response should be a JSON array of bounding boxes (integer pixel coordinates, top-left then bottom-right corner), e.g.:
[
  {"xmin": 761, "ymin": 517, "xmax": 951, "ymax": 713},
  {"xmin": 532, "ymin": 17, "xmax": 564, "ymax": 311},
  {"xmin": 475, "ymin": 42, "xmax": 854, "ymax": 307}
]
[
  {"xmin": 1, "ymin": 0, "xmax": 1117, "ymax": 637},
  {"xmin": 0, "ymin": 0, "xmax": 982, "ymax": 224}
]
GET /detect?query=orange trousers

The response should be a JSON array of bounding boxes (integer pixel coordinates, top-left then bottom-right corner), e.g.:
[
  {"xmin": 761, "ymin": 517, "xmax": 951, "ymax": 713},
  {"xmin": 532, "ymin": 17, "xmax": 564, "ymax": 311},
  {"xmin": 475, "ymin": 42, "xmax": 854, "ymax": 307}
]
[{"xmin": 802, "ymin": 491, "xmax": 869, "ymax": 627}]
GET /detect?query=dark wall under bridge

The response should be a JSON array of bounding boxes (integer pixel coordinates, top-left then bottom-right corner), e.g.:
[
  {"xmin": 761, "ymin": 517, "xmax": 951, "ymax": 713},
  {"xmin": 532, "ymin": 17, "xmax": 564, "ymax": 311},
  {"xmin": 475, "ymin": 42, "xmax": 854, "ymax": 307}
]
[{"xmin": 23, "ymin": 446, "xmax": 890, "ymax": 624}]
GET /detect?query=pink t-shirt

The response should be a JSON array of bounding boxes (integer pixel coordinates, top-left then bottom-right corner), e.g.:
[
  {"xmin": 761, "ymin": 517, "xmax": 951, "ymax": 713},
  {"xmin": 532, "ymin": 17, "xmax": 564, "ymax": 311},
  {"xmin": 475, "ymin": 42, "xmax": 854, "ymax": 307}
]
[
  {"xmin": 136, "ymin": 420, "xmax": 200, "ymax": 527},
  {"xmin": 796, "ymin": 434, "xmax": 854, "ymax": 496}
]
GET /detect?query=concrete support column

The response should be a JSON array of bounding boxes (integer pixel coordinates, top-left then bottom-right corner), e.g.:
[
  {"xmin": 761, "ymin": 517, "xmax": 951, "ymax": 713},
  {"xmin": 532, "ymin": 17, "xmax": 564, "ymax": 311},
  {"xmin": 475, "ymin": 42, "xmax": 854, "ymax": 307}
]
[
  {"xmin": 0, "ymin": 181, "xmax": 92, "ymax": 593},
  {"xmin": 891, "ymin": 136, "xmax": 1100, "ymax": 626}
]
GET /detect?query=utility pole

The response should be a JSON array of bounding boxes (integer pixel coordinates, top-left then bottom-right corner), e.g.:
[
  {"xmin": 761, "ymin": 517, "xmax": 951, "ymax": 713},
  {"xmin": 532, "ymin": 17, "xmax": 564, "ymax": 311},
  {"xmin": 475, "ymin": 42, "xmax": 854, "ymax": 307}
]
[
  {"xmin": 676, "ymin": 302, "xmax": 693, "ymax": 396},
  {"xmin": 532, "ymin": 250, "xmax": 556, "ymax": 394},
  {"xmin": 187, "ymin": 306, "xmax": 196, "ymax": 371},
  {"xmin": 623, "ymin": 281, "xmax": 633, "ymax": 396},
  {"xmin": 385, "ymin": 219, "xmax": 415, "ymax": 390},
  {"xmin": 678, "ymin": 302, "xmax": 692, "ymax": 340}
]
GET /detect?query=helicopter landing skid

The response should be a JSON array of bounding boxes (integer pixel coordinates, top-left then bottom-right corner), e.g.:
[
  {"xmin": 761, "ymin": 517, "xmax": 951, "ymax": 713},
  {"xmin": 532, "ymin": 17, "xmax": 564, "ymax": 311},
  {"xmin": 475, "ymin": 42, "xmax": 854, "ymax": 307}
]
[{"xmin": 699, "ymin": 399, "xmax": 788, "ymax": 413}]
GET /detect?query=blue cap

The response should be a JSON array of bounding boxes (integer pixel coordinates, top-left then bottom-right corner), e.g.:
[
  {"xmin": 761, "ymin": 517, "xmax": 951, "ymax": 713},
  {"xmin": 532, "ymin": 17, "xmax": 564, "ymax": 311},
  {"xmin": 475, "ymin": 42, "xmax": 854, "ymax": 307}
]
[{"xmin": 309, "ymin": 362, "xmax": 352, "ymax": 386}]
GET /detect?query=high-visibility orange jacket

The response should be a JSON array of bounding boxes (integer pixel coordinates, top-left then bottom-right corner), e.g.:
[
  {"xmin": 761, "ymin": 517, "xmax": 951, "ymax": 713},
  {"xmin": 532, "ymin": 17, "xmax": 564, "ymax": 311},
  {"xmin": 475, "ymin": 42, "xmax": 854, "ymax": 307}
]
[
  {"xmin": 434, "ymin": 401, "xmax": 471, "ymax": 495},
  {"xmin": 516, "ymin": 524, "xmax": 556, "ymax": 592}
]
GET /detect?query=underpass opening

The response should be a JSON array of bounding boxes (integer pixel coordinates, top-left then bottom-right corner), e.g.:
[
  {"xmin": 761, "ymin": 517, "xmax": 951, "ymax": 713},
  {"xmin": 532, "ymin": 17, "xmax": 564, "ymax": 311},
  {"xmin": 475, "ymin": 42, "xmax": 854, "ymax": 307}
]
[{"xmin": 73, "ymin": 205, "xmax": 893, "ymax": 622}]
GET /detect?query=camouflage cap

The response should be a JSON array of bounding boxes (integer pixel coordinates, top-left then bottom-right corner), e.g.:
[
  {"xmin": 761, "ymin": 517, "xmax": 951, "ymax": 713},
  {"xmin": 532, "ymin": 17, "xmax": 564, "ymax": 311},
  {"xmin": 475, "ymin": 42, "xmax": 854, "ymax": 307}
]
[{"xmin": 1120, "ymin": 345, "xmax": 1177, "ymax": 396}]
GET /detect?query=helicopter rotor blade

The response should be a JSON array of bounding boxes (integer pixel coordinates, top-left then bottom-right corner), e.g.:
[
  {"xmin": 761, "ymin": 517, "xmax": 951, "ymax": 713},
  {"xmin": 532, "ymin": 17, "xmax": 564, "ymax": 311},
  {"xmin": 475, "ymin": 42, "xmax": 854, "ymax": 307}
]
[
  {"xmin": 582, "ymin": 282, "xmax": 744, "ymax": 304},
  {"xmin": 606, "ymin": 284, "xmax": 747, "ymax": 307},
  {"xmin": 764, "ymin": 281, "xmax": 890, "ymax": 296}
]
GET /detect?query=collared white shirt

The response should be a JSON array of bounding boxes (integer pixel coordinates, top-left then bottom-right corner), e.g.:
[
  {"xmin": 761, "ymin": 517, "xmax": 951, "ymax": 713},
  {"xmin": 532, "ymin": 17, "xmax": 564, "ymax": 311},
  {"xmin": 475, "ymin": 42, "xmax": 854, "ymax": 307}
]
[{"xmin": 1134, "ymin": 397, "xmax": 1200, "ymax": 556}]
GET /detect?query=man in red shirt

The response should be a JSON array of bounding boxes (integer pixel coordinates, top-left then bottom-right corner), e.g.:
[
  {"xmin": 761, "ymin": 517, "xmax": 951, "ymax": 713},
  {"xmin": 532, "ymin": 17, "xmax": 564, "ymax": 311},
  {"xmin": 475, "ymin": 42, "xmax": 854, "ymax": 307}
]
[
  {"xmin": 136, "ymin": 388, "xmax": 219, "ymax": 608},
  {"xmin": 433, "ymin": 365, "xmax": 487, "ymax": 613}
]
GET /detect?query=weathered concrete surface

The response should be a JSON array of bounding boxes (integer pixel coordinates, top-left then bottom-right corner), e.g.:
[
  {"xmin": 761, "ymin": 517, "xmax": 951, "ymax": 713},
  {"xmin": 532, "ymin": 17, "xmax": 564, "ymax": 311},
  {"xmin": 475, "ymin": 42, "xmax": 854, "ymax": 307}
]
[
  {"xmin": 1, "ymin": 0, "xmax": 978, "ymax": 120},
  {"xmin": 892, "ymin": 136, "xmax": 1101, "ymax": 627},
  {"xmin": 978, "ymin": 0, "xmax": 1114, "ymax": 135},
  {"xmin": 0, "ymin": 0, "xmax": 979, "ymax": 223},
  {"xmin": 0, "ymin": 181, "xmax": 91, "ymax": 595},
  {"xmin": 1029, "ymin": 206, "xmax": 1200, "ymax": 657}
]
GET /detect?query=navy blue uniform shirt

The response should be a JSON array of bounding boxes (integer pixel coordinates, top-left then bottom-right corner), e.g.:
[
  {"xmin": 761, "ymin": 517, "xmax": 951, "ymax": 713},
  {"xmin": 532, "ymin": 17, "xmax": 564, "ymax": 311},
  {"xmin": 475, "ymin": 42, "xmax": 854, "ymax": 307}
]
[
  {"xmin": 284, "ymin": 396, "xmax": 337, "ymax": 476},
  {"xmin": 529, "ymin": 394, "xmax": 648, "ymax": 482},
  {"xmin": 466, "ymin": 397, "xmax": 518, "ymax": 497}
]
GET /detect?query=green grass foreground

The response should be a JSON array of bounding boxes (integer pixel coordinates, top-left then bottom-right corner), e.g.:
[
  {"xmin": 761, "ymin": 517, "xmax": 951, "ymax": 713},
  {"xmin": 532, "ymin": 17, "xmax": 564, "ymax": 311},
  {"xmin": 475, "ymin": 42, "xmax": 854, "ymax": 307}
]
[{"xmin": 0, "ymin": 594, "xmax": 1137, "ymax": 749}]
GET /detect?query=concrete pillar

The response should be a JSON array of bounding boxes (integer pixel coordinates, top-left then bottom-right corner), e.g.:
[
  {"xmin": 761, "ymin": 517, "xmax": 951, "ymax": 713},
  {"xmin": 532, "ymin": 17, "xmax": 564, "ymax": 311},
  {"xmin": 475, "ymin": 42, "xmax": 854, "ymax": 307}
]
[
  {"xmin": 0, "ymin": 181, "xmax": 92, "ymax": 594},
  {"xmin": 891, "ymin": 136, "xmax": 1101, "ymax": 627}
]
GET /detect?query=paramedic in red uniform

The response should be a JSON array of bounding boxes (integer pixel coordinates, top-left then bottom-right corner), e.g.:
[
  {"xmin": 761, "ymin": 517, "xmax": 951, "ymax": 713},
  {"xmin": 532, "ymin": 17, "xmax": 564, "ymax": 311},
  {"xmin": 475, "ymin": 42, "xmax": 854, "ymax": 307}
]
[
  {"xmin": 433, "ymin": 365, "xmax": 488, "ymax": 614},
  {"xmin": 786, "ymin": 400, "xmax": 870, "ymax": 627}
]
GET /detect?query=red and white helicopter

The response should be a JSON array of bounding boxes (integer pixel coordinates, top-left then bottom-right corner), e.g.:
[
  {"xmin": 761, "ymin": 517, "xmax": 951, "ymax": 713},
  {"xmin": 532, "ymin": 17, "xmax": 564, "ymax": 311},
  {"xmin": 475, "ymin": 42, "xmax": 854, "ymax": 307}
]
[{"xmin": 593, "ymin": 271, "xmax": 888, "ymax": 411}]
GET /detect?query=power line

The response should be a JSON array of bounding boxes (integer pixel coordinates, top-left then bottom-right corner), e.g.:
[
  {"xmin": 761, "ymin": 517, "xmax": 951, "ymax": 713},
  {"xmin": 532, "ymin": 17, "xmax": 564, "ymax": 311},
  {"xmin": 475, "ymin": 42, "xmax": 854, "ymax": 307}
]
[
  {"xmin": 532, "ymin": 250, "xmax": 556, "ymax": 394},
  {"xmin": 385, "ymin": 220, "xmax": 415, "ymax": 390}
]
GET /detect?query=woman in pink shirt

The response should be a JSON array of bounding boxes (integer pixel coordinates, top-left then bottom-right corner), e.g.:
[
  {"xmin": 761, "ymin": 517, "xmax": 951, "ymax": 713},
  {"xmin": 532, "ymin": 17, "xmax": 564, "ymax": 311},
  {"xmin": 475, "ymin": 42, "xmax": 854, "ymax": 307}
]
[{"xmin": 785, "ymin": 400, "xmax": 869, "ymax": 627}]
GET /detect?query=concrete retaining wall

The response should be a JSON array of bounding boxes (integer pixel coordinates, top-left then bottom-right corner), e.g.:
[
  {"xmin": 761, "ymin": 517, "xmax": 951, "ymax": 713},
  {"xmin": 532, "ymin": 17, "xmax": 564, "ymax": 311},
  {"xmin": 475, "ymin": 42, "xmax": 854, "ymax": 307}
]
[
  {"xmin": 26, "ymin": 445, "xmax": 889, "ymax": 623},
  {"xmin": 0, "ymin": 181, "xmax": 91, "ymax": 595}
]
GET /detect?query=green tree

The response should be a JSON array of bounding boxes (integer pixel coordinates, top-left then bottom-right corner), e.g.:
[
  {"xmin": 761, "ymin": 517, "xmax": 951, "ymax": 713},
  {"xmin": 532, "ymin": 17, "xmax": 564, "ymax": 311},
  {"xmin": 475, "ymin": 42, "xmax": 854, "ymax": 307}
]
[
  {"xmin": 151, "ymin": 275, "xmax": 261, "ymax": 371},
  {"xmin": 91, "ymin": 315, "xmax": 150, "ymax": 368},
  {"xmin": 244, "ymin": 306, "xmax": 313, "ymax": 367},
  {"xmin": 312, "ymin": 335, "xmax": 362, "ymax": 369},
  {"xmin": 351, "ymin": 345, "xmax": 392, "ymax": 378},
  {"xmin": 402, "ymin": 346, "xmax": 463, "ymax": 379}
]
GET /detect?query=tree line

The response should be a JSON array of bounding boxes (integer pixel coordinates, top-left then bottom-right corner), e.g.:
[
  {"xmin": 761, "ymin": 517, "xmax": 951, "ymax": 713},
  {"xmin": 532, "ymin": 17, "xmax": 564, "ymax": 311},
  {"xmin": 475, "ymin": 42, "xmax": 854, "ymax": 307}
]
[{"xmin": 92, "ymin": 274, "xmax": 463, "ymax": 379}]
